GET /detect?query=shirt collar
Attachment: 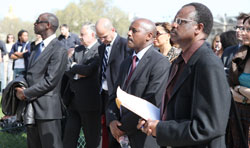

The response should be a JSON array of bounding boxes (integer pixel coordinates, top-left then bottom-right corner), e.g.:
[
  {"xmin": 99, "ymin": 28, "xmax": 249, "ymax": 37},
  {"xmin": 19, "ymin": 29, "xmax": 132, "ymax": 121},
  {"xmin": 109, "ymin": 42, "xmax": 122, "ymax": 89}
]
[
  {"xmin": 132, "ymin": 44, "xmax": 152, "ymax": 61},
  {"xmin": 43, "ymin": 34, "xmax": 56, "ymax": 48},
  {"xmin": 17, "ymin": 41, "xmax": 28, "ymax": 46},
  {"xmin": 109, "ymin": 32, "xmax": 117, "ymax": 47},
  {"xmin": 87, "ymin": 40, "xmax": 97, "ymax": 49},
  {"xmin": 182, "ymin": 40, "xmax": 204, "ymax": 64}
]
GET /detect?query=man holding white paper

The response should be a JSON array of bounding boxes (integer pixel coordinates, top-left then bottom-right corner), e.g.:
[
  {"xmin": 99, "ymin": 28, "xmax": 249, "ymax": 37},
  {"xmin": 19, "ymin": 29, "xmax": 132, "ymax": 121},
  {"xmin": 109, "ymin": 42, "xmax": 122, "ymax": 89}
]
[
  {"xmin": 137, "ymin": 3, "xmax": 231, "ymax": 148},
  {"xmin": 106, "ymin": 18, "xmax": 170, "ymax": 148}
]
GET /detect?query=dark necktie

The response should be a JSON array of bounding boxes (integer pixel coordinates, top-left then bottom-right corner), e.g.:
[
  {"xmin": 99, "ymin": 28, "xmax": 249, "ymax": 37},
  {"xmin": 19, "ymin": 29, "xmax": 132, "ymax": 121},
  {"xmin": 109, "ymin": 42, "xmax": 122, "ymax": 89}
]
[
  {"xmin": 161, "ymin": 55, "xmax": 184, "ymax": 121},
  {"xmin": 101, "ymin": 44, "xmax": 111, "ymax": 89},
  {"xmin": 124, "ymin": 55, "xmax": 138, "ymax": 89},
  {"xmin": 34, "ymin": 41, "xmax": 44, "ymax": 60}
]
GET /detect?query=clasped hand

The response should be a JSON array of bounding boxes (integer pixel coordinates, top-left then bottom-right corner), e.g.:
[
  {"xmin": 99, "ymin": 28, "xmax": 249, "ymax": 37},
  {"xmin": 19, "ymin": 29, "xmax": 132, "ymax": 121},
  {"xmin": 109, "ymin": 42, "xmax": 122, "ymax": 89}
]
[
  {"xmin": 137, "ymin": 118, "xmax": 159, "ymax": 137},
  {"xmin": 109, "ymin": 120, "xmax": 125, "ymax": 142},
  {"xmin": 15, "ymin": 87, "xmax": 26, "ymax": 101}
]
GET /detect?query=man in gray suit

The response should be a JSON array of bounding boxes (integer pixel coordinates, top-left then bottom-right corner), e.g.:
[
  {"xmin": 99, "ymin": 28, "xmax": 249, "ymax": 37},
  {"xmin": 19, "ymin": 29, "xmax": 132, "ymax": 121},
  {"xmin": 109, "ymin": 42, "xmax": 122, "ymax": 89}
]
[
  {"xmin": 16, "ymin": 13, "xmax": 68, "ymax": 148},
  {"xmin": 63, "ymin": 23, "xmax": 101, "ymax": 148},
  {"xmin": 138, "ymin": 3, "xmax": 231, "ymax": 148},
  {"xmin": 106, "ymin": 18, "xmax": 170, "ymax": 148}
]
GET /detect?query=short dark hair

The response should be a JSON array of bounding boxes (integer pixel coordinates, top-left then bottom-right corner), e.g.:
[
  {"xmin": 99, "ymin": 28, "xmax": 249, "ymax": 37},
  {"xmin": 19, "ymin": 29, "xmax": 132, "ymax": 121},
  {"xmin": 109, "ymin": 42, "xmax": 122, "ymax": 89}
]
[
  {"xmin": 155, "ymin": 22, "xmax": 171, "ymax": 33},
  {"xmin": 184, "ymin": 2, "xmax": 213, "ymax": 36},
  {"xmin": 17, "ymin": 30, "xmax": 28, "ymax": 42},
  {"xmin": 237, "ymin": 13, "xmax": 249, "ymax": 21},
  {"xmin": 220, "ymin": 30, "xmax": 239, "ymax": 49},
  {"xmin": 60, "ymin": 24, "xmax": 68, "ymax": 29},
  {"xmin": 45, "ymin": 13, "xmax": 59, "ymax": 32},
  {"xmin": 243, "ymin": 15, "xmax": 250, "ymax": 25}
]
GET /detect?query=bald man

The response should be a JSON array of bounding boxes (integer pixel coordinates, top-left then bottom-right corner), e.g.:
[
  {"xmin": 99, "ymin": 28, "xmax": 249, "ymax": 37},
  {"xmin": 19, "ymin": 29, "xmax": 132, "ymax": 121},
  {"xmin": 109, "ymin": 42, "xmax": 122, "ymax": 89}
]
[
  {"xmin": 96, "ymin": 18, "xmax": 131, "ymax": 148},
  {"xmin": 106, "ymin": 18, "xmax": 170, "ymax": 148}
]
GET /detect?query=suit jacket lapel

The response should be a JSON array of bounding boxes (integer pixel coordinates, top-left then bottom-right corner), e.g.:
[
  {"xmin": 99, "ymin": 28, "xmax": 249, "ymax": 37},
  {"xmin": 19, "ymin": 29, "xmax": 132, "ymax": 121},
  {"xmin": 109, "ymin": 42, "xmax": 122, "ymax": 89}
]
[
  {"xmin": 121, "ymin": 58, "xmax": 132, "ymax": 90},
  {"xmin": 75, "ymin": 46, "xmax": 85, "ymax": 63},
  {"xmin": 126, "ymin": 47, "xmax": 153, "ymax": 88},
  {"xmin": 29, "ymin": 39, "xmax": 56, "ymax": 68},
  {"xmin": 80, "ymin": 42, "xmax": 99, "ymax": 64},
  {"xmin": 28, "ymin": 46, "xmax": 38, "ymax": 69},
  {"xmin": 169, "ymin": 65, "xmax": 191, "ymax": 100},
  {"xmin": 108, "ymin": 35, "xmax": 120, "ymax": 65},
  {"xmin": 168, "ymin": 43, "xmax": 206, "ymax": 103}
]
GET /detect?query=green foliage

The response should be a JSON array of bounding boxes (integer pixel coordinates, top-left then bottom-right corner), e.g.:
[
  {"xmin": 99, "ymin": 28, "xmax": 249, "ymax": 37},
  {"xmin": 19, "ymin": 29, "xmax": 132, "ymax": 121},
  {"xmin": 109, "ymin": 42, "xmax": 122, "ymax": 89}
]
[
  {"xmin": 0, "ymin": 17, "xmax": 36, "ymax": 41},
  {"xmin": 0, "ymin": 0, "xmax": 130, "ymax": 41},
  {"xmin": 55, "ymin": 0, "xmax": 131, "ymax": 36}
]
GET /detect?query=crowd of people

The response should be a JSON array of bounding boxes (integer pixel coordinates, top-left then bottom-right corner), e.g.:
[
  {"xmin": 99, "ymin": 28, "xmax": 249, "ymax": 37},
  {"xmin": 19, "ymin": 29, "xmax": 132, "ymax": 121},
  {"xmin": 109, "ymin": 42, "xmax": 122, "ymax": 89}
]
[{"xmin": 0, "ymin": 2, "xmax": 250, "ymax": 148}]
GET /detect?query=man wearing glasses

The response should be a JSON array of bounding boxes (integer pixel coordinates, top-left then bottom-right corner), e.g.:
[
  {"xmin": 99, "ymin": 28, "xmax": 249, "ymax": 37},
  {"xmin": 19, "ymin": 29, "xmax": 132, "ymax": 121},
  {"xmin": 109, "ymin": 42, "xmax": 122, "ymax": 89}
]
[
  {"xmin": 221, "ymin": 13, "xmax": 249, "ymax": 76},
  {"xmin": 15, "ymin": 13, "xmax": 68, "ymax": 148},
  {"xmin": 137, "ymin": 3, "xmax": 231, "ymax": 148}
]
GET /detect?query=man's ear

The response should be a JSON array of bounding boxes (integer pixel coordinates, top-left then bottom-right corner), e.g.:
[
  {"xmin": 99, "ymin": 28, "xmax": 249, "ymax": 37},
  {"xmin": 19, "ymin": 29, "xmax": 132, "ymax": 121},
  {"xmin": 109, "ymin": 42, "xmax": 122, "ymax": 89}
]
[
  {"xmin": 146, "ymin": 32, "xmax": 153, "ymax": 41},
  {"xmin": 194, "ymin": 23, "xmax": 204, "ymax": 35},
  {"xmin": 46, "ymin": 22, "xmax": 52, "ymax": 30}
]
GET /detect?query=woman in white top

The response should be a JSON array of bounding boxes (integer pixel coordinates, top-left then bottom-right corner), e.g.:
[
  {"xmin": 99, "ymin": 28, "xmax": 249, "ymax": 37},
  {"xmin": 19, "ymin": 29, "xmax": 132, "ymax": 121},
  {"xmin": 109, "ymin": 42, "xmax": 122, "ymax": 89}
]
[{"xmin": 4, "ymin": 34, "xmax": 15, "ymax": 84}]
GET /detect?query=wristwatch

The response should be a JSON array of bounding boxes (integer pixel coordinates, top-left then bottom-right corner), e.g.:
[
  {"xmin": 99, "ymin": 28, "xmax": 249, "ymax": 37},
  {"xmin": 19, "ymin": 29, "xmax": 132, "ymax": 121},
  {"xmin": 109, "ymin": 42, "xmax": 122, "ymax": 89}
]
[{"xmin": 236, "ymin": 85, "xmax": 241, "ymax": 93}]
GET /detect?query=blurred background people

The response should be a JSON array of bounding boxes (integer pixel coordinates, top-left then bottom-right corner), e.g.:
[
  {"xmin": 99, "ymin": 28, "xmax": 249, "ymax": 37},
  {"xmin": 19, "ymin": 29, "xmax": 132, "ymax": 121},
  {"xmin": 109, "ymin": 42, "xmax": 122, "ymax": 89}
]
[
  {"xmin": 30, "ymin": 34, "xmax": 43, "ymax": 54},
  {"xmin": 154, "ymin": 22, "xmax": 181, "ymax": 63},
  {"xmin": 58, "ymin": 24, "xmax": 81, "ymax": 58},
  {"xmin": 211, "ymin": 34, "xmax": 223, "ymax": 57},
  {"xmin": 9, "ymin": 30, "xmax": 30, "ymax": 78},
  {"xmin": 0, "ymin": 39, "xmax": 7, "ymax": 92},
  {"xmin": 222, "ymin": 13, "xmax": 249, "ymax": 75},
  {"xmin": 227, "ymin": 15, "xmax": 250, "ymax": 148},
  {"xmin": 3, "ymin": 34, "xmax": 15, "ymax": 89},
  {"xmin": 220, "ymin": 30, "xmax": 238, "ymax": 53},
  {"xmin": 33, "ymin": 34, "xmax": 43, "ymax": 46}
]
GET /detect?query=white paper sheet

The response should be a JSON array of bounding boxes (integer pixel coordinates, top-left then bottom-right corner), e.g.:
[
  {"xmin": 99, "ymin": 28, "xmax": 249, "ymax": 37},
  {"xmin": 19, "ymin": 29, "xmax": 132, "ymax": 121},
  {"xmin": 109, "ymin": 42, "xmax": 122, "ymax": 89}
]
[{"xmin": 116, "ymin": 87, "xmax": 160, "ymax": 120}]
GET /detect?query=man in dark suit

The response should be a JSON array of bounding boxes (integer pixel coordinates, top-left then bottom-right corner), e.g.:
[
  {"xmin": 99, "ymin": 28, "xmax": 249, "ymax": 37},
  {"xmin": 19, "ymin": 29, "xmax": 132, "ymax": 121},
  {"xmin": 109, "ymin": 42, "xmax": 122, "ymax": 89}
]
[
  {"xmin": 63, "ymin": 23, "xmax": 101, "ymax": 148},
  {"xmin": 15, "ymin": 13, "xmax": 68, "ymax": 148},
  {"xmin": 106, "ymin": 18, "xmax": 170, "ymax": 148},
  {"xmin": 221, "ymin": 12, "xmax": 249, "ymax": 76},
  {"xmin": 96, "ymin": 18, "xmax": 131, "ymax": 148},
  {"xmin": 138, "ymin": 3, "xmax": 231, "ymax": 148}
]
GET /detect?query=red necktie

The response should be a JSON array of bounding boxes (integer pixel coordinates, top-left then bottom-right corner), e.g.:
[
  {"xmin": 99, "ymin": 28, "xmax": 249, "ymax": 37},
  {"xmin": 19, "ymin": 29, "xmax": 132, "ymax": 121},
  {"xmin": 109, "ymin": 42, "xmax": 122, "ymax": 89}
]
[{"xmin": 124, "ymin": 55, "xmax": 138, "ymax": 89}]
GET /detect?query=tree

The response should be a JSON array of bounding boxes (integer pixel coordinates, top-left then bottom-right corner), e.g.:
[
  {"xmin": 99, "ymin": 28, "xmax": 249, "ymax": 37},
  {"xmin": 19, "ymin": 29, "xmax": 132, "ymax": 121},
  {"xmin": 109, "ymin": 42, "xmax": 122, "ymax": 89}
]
[
  {"xmin": 55, "ymin": 0, "xmax": 130, "ymax": 37},
  {"xmin": 0, "ymin": 17, "xmax": 35, "ymax": 42}
]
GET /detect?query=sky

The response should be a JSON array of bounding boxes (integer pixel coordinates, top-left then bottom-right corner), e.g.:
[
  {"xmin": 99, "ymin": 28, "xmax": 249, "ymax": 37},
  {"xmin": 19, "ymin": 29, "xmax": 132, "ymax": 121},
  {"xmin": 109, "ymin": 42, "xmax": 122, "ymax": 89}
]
[{"xmin": 0, "ymin": 0, "xmax": 249, "ymax": 23}]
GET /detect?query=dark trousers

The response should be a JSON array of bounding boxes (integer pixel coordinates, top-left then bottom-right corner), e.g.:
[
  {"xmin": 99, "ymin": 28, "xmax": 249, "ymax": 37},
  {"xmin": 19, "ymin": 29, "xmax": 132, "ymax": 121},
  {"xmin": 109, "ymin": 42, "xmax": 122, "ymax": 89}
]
[
  {"xmin": 27, "ymin": 119, "xmax": 63, "ymax": 148},
  {"xmin": 63, "ymin": 108, "xmax": 101, "ymax": 148},
  {"xmin": 101, "ymin": 90, "xmax": 121, "ymax": 148}
]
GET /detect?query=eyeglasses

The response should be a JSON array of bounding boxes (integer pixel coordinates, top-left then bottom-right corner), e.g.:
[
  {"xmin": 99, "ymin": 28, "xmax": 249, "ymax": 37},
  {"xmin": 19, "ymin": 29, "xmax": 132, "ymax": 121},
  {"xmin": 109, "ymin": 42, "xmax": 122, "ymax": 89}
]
[
  {"xmin": 35, "ymin": 19, "xmax": 49, "ymax": 24},
  {"xmin": 234, "ymin": 26, "xmax": 244, "ymax": 31},
  {"xmin": 242, "ymin": 27, "xmax": 250, "ymax": 33},
  {"xmin": 173, "ymin": 18, "xmax": 196, "ymax": 25}
]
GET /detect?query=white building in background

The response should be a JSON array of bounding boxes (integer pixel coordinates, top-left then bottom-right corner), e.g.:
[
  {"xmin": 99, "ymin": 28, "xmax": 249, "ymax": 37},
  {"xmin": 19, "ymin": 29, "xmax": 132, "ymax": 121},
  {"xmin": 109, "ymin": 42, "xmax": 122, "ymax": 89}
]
[{"xmin": 208, "ymin": 14, "xmax": 236, "ymax": 44}]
